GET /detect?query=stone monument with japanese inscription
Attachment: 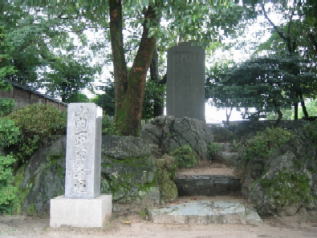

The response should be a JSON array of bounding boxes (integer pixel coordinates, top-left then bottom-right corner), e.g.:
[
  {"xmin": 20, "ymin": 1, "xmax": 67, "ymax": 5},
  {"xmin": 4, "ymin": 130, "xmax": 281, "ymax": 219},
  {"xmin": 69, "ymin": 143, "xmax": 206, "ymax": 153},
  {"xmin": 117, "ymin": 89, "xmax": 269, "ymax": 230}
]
[
  {"xmin": 50, "ymin": 103, "xmax": 112, "ymax": 228},
  {"xmin": 166, "ymin": 42, "xmax": 205, "ymax": 121}
]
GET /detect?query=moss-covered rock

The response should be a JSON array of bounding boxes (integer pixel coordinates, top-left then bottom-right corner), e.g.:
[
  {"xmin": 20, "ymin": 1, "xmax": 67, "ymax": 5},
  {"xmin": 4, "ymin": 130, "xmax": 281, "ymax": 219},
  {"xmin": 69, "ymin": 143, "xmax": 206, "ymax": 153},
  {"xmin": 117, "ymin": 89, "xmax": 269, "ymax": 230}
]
[
  {"xmin": 240, "ymin": 126, "xmax": 317, "ymax": 216},
  {"xmin": 13, "ymin": 135, "xmax": 162, "ymax": 215},
  {"xmin": 155, "ymin": 154, "xmax": 178, "ymax": 202},
  {"xmin": 101, "ymin": 135, "xmax": 158, "ymax": 202},
  {"xmin": 14, "ymin": 137, "xmax": 65, "ymax": 215}
]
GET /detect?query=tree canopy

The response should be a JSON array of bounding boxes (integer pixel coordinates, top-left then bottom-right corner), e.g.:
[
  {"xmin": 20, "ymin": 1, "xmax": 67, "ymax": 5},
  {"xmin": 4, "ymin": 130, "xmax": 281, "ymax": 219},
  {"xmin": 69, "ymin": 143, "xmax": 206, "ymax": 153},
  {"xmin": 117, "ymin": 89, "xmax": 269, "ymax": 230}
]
[{"xmin": 1, "ymin": 0, "xmax": 317, "ymax": 130}]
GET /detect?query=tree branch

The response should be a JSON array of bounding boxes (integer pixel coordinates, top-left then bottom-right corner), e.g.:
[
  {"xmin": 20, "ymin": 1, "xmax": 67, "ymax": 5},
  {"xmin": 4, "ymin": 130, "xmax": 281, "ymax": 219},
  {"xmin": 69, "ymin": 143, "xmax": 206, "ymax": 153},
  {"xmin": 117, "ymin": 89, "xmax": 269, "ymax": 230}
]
[{"xmin": 261, "ymin": 3, "xmax": 288, "ymax": 42}]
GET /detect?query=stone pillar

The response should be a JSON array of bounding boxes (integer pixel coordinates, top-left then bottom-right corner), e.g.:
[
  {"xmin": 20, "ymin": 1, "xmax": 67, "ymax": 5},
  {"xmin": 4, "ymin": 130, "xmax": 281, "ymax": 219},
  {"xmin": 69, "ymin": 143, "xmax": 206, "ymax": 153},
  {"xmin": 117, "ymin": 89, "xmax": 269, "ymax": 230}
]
[
  {"xmin": 64, "ymin": 103, "xmax": 102, "ymax": 198},
  {"xmin": 167, "ymin": 42, "xmax": 205, "ymax": 121},
  {"xmin": 50, "ymin": 103, "xmax": 112, "ymax": 228}
]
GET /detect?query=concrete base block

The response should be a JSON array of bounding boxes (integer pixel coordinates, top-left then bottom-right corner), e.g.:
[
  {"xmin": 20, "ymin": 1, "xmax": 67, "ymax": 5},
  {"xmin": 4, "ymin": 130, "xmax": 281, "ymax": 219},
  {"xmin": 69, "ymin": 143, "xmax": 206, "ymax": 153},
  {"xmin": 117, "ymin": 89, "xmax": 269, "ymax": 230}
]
[{"xmin": 50, "ymin": 194, "xmax": 112, "ymax": 228}]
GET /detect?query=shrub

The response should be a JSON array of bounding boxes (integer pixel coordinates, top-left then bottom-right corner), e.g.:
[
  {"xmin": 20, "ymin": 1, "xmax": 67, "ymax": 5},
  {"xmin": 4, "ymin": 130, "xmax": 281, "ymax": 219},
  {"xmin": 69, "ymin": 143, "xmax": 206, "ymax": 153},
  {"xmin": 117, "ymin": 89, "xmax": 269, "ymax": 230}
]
[
  {"xmin": 0, "ymin": 155, "xmax": 17, "ymax": 214},
  {"xmin": 6, "ymin": 104, "xmax": 66, "ymax": 164},
  {"xmin": 8, "ymin": 104, "xmax": 66, "ymax": 137},
  {"xmin": 0, "ymin": 118, "xmax": 20, "ymax": 148},
  {"xmin": 0, "ymin": 99, "xmax": 15, "ymax": 117},
  {"xmin": 102, "ymin": 114, "xmax": 118, "ymax": 135},
  {"xmin": 242, "ymin": 127, "xmax": 293, "ymax": 162},
  {"xmin": 302, "ymin": 121, "xmax": 317, "ymax": 145},
  {"xmin": 170, "ymin": 144, "xmax": 198, "ymax": 169},
  {"xmin": 0, "ymin": 118, "xmax": 19, "ymax": 214},
  {"xmin": 207, "ymin": 142, "xmax": 221, "ymax": 160}
]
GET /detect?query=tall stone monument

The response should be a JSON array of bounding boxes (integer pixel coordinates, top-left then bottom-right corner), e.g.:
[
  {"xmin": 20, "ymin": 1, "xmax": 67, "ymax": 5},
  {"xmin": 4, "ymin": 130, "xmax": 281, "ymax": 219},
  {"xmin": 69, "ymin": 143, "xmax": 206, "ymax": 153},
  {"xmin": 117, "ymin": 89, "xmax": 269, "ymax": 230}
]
[
  {"xmin": 167, "ymin": 42, "xmax": 205, "ymax": 121},
  {"xmin": 50, "ymin": 103, "xmax": 112, "ymax": 228}
]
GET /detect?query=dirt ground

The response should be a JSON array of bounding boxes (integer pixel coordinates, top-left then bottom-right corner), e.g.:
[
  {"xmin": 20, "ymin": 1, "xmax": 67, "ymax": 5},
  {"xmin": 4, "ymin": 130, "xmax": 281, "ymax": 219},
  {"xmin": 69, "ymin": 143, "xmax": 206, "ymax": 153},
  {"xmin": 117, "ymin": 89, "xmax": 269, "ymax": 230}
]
[{"xmin": 1, "ymin": 212, "xmax": 317, "ymax": 238}]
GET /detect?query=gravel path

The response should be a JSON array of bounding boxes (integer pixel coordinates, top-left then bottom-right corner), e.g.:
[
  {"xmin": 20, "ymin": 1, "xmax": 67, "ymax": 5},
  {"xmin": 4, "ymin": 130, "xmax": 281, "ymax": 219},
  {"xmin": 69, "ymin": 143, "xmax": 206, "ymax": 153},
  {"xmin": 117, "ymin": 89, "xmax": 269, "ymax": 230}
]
[{"xmin": 1, "ymin": 213, "xmax": 317, "ymax": 238}]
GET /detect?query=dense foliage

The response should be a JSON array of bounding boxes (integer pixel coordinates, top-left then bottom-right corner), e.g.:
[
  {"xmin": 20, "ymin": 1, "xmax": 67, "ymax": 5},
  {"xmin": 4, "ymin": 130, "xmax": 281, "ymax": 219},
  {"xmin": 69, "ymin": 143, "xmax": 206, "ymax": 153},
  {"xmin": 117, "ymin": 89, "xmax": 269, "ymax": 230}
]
[
  {"xmin": 241, "ymin": 127, "xmax": 293, "ymax": 162},
  {"xmin": 0, "ymin": 77, "xmax": 20, "ymax": 213},
  {"xmin": 0, "ymin": 1, "xmax": 98, "ymax": 100},
  {"xmin": 207, "ymin": 0, "xmax": 317, "ymax": 121},
  {"xmin": 7, "ymin": 104, "xmax": 66, "ymax": 165}
]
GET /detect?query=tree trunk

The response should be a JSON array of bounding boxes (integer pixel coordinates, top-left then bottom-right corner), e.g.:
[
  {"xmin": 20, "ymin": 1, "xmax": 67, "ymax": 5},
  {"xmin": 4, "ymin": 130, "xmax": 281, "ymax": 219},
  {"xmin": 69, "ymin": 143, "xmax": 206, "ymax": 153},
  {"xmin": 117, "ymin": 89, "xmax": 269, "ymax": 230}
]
[
  {"xmin": 293, "ymin": 102, "xmax": 298, "ymax": 120},
  {"xmin": 275, "ymin": 109, "xmax": 283, "ymax": 125},
  {"xmin": 109, "ymin": 1, "xmax": 157, "ymax": 135},
  {"xmin": 299, "ymin": 92, "xmax": 309, "ymax": 119},
  {"xmin": 109, "ymin": 0, "xmax": 128, "ymax": 126},
  {"xmin": 150, "ymin": 47, "xmax": 164, "ymax": 117},
  {"xmin": 225, "ymin": 106, "xmax": 233, "ymax": 123}
]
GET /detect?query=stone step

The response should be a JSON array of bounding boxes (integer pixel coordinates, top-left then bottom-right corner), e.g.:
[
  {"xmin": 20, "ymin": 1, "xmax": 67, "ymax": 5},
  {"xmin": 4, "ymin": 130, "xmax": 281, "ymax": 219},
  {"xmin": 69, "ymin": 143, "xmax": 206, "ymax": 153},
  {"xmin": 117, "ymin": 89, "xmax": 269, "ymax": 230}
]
[
  {"xmin": 175, "ymin": 165, "xmax": 241, "ymax": 196},
  {"xmin": 213, "ymin": 142, "xmax": 234, "ymax": 152},
  {"xmin": 217, "ymin": 151, "xmax": 239, "ymax": 166},
  {"xmin": 175, "ymin": 175, "xmax": 241, "ymax": 196},
  {"xmin": 149, "ymin": 196, "xmax": 262, "ymax": 225}
]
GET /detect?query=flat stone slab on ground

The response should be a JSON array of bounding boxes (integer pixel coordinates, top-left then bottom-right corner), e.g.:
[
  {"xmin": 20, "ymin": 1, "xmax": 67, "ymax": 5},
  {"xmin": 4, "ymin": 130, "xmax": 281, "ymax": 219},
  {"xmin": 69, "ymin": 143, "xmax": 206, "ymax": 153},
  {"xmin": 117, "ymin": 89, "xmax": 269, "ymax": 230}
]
[{"xmin": 149, "ymin": 199, "xmax": 262, "ymax": 225}]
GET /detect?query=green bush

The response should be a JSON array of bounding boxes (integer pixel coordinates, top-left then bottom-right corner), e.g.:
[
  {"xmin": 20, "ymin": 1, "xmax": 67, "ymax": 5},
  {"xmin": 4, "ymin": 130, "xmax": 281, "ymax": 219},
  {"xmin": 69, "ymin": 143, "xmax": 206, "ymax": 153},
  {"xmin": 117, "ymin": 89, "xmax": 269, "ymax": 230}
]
[
  {"xmin": 302, "ymin": 121, "xmax": 317, "ymax": 145},
  {"xmin": 207, "ymin": 142, "xmax": 221, "ymax": 160},
  {"xmin": 102, "ymin": 114, "xmax": 118, "ymax": 135},
  {"xmin": 8, "ymin": 104, "xmax": 66, "ymax": 137},
  {"xmin": 0, "ymin": 118, "xmax": 20, "ymax": 148},
  {"xmin": 242, "ymin": 127, "xmax": 293, "ymax": 162},
  {"xmin": 0, "ymin": 155, "xmax": 17, "ymax": 214},
  {"xmin": 6, "ymin": 104, "xmax": 66, "ymax": 163},
  {"xmin": 170, "ymin": 144, "xmax": 198, "ymax": 169},
  {"xmin": 0, "ymin": 118, "xmax": 19, "ymax": 214},
  {"xmin": 0, "ymin": 99, "xmax": 15, "ymax": 117}
]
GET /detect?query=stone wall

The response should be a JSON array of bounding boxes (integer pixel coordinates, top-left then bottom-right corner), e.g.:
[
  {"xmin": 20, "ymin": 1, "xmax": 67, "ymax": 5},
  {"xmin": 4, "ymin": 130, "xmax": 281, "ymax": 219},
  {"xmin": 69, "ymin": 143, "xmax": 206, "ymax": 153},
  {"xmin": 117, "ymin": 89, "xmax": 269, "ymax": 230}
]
[{"xmin": 208, "ymin": 120, "xmax": 308, "ymax": 140}]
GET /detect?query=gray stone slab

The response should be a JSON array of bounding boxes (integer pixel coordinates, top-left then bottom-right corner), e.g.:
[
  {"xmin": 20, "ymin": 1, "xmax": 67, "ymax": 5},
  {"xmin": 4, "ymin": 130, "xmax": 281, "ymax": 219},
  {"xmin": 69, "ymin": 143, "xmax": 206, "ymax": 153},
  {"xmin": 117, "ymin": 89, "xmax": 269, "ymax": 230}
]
[
  {"xmin": 149, "ymin": 200, "xmax": 262, "ymax": 225},
  {"xmin": 65, "ymin": 103, "xmax": 102, "ymax": 199},
  {"xmin": 167, "ymin": 42, "xmax": 205, "ymax": 121}
]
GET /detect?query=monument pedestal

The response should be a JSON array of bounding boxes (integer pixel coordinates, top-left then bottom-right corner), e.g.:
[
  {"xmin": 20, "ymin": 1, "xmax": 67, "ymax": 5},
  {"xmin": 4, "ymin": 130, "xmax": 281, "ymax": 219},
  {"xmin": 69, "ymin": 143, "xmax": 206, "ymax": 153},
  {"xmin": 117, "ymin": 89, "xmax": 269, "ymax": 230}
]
[{"xmin": 50, "ymin": 195, "xmax": 112, "ymax": 228}]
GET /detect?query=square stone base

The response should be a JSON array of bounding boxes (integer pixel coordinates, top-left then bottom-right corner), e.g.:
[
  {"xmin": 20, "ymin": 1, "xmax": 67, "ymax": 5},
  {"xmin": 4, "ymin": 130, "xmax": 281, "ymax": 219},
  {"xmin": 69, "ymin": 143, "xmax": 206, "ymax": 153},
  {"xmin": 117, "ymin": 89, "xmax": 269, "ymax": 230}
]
[{"xmin": 50, "ymin": 194, "xmax": 112, "ymax": 228}]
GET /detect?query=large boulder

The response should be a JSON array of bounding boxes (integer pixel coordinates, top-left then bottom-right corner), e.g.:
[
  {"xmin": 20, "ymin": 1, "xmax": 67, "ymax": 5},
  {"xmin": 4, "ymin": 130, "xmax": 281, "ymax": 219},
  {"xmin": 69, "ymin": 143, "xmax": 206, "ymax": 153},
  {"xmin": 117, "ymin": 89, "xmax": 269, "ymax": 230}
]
[
  {"xmin": 17, "ymin": 135, "xmax": 160, "ymax": 215},
  {"xmin": 101, "ymin": 135, "xmax": 158, "ymax": 202},
  {"xmin": 16, "ymin": 136, "xmax": 66, "ymax": 215},
  {"xmin": 141, "ymin": 116, "xmax": 213, "ymax": 160},
  {"xmin": 243, "ymin": 151, "xmax": 316, "ymax": 216}
]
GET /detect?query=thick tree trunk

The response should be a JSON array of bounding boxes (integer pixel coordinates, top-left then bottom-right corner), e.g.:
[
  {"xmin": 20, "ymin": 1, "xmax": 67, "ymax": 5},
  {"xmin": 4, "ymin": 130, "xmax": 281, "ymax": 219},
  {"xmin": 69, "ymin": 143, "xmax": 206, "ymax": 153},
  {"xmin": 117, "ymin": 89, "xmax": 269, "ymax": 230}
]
[
  {"xmin": 109, "ymin": 0, "xmax": 128, "ymax": 127},
  {"xmin": 109, "ymin": 1, "xmax": 157, "ymax": 135}
]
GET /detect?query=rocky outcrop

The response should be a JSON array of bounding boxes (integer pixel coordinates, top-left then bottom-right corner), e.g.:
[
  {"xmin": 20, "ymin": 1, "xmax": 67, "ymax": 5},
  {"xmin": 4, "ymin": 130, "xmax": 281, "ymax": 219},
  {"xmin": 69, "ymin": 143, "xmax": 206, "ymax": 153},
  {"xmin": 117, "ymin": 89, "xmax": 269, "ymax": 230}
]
[
  {"xmin": 241, "ymin": 140, "xmax": 317, "ymax": 216},
  {"xmin": 17, "ymin": 135, "xmax": 160, "ymax": 215},
  {"xmin": 141, "ymin": 116, "xmax": 213, "ymax": 160},
  {"xmin": 16, "ymin": 136, "xmax": 66, "ymax": 215},
  {"xmin": 101, "ymin": 135, "xmax": 158, "ymax": 202}
]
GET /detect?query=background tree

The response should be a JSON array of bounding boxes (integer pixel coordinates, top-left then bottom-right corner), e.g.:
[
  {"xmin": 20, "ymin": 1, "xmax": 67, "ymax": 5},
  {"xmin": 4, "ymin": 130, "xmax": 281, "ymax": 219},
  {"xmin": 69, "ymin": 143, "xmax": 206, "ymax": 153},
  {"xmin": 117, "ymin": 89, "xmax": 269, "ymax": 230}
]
[
  {"xmin": 207, "ymin": 56, "xmax": 317, "ymax": 121},
  {"xmin": 44, "ymin": 55, "xmax": 98, "ymax": 102},
  {"xmin": 254, "ymin": 0, "xmax": 317, "ymax": 119},
  {"xmin": 1, "ymin": 0, "xmax": 98, "ymax": 98}
]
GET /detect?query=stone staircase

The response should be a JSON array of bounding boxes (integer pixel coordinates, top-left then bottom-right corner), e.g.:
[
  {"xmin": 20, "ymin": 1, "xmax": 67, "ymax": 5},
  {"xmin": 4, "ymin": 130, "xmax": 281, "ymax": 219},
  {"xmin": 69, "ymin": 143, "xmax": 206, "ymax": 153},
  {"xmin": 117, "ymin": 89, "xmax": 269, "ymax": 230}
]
[{"xmin": 149, "ymin": 141, "xmax": 262, "ymax": 225}]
